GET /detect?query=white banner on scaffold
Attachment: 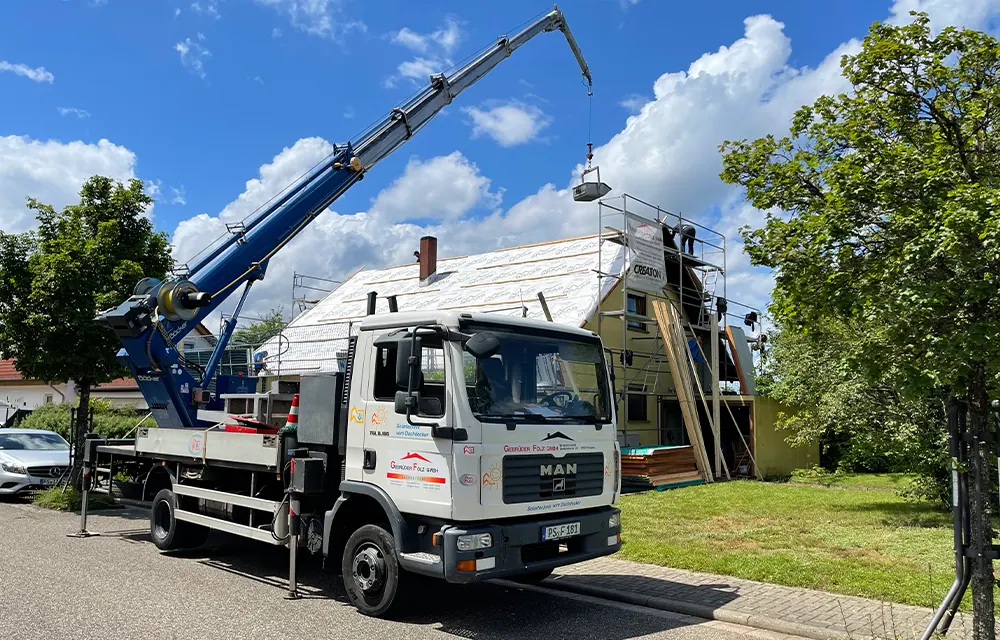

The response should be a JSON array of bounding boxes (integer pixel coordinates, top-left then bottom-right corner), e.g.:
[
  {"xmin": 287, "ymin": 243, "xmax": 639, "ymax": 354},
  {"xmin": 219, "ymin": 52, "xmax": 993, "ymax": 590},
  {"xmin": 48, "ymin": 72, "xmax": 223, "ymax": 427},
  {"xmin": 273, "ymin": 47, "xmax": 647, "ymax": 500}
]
[{"xmin": 624, "ymin": 212, "xmax": 666, "ymax": 294}]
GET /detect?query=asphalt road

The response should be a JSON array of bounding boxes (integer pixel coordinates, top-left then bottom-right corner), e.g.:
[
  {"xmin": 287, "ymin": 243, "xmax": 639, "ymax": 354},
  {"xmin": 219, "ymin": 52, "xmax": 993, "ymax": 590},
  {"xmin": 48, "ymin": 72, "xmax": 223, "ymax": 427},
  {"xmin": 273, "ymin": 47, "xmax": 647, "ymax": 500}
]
[{"xmin": 0, "ymin": 501, "xmax": 805, "ymax": 640}]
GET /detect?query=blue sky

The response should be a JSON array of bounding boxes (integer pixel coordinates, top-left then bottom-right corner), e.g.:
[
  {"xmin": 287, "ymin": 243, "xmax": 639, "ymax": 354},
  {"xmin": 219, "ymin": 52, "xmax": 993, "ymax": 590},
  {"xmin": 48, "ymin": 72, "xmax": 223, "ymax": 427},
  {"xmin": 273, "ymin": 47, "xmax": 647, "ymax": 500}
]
[{"xmin": 1, "ymin": 0, "xmax": 996, "ymax": 321}]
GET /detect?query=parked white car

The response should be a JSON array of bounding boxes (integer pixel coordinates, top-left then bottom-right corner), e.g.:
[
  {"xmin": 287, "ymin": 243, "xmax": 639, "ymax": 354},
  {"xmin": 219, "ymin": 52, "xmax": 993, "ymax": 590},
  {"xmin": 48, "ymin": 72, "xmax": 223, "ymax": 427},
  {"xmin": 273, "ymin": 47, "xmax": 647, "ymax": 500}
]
[{"xmin": 0, "ymin": 429, "xmax": 71, "ymax": 495}]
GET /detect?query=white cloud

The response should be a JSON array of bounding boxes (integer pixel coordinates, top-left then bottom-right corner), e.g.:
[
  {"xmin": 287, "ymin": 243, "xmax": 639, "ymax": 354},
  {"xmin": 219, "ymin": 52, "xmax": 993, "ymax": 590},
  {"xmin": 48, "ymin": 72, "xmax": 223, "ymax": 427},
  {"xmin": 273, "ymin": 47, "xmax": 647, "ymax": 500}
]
[
  {"xmin": 272, "ymin": 27, "xmax": 282, "ymax": 37},
  {"xmin": 343, "ymin": 106, "xmax": 355, "ymax": 119},
  {"xmin": 170, "ymin": 186, "xmax": 187, "ymax": 206},
  {"xmin": 370, "ymin": 152, "xmax": 501, "ymax": 221},
  {"xmin": 889, "ymin": 0, "xmax": 1000, "ymax": 30},
  {"xmin": 251, "ymin": 0, "xmax": 366, "ymax": 40},
  {"xmin": 619, "ymin": 93, "xmax": 649, "ymax": 114},
  {"xmin": 462, "ymin": 100, "xmax": 552, "ymax": 147},
  {"xmin": 57, "ymin": 107, "xmax": 90, "ymax": 119},
  {"xmin": 391, "ymin": 17, "xmax": 460, "ymax": 55},
  {"xmin": 0, "ymin": 136, "xmax": 138, "ymax": 233},
  {"xmin": 190, "ymin": 0, "xmax": 220, "ymax": 19},
  {"xmin": 175, "ymin": 37, "xmax": 211, "ymax": 79},
  {"xmin": 175, "ymin": 7, "xmax": 181, "ymax": 17},
  {"xmin": 385, "ymin": 17, "xmax": 461, "ymax": 87},
  {"xmin": 0, "ymin": 61, "xmax": 54, "ymax": 84}
]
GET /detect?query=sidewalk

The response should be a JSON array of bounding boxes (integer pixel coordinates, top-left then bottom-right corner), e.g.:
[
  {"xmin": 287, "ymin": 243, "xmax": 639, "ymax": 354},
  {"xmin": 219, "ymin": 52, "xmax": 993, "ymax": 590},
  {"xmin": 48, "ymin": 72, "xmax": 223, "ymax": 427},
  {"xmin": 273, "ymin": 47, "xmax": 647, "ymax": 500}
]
[{"xmin": 547, "ymin": 557, "xmax": 974, "ymax": 640}]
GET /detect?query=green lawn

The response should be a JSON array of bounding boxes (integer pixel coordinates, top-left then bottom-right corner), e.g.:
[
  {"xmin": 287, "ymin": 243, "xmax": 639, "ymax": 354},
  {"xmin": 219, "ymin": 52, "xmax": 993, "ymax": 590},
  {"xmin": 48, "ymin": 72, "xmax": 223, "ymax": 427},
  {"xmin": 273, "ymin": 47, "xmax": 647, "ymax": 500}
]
[
  {"xmin": 787, "ymin": 471, "xmax": 918, "ymax": 490},
  {"xmin": 617, "ymin": 480, "xmax": 988, "ymax": 610}
]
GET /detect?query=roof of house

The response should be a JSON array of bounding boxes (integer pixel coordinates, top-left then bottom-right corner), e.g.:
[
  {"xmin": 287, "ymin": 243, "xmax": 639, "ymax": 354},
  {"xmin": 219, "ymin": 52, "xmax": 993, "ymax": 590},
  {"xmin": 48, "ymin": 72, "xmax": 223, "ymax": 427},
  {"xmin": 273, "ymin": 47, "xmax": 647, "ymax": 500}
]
[
  {"xmin": 0, "ymin": 359, "xmax": 138, "ymax": 389},
  {"xmin": 0, "ymin": 359, "xmax": 23, "ymax": 381},
  {"xmin": 94, "ymin": 378, "xmax": 139, "ymax": 390},
  {"xmin": 259, "ymin": 234, "xmax": 626, "ymax": 376}
]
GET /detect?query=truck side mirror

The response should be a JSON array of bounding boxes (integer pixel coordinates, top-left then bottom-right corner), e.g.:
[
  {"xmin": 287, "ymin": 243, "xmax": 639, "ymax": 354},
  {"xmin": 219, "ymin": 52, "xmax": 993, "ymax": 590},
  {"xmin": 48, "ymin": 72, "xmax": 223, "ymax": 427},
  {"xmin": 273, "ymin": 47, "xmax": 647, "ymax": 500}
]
[
  {"xmin": 464, "ymin": 331, "xmax": 500, "ymax": 359},
  {"xmin": 395, "ymin": 334, "xmax": 422, "ymax": 390}
]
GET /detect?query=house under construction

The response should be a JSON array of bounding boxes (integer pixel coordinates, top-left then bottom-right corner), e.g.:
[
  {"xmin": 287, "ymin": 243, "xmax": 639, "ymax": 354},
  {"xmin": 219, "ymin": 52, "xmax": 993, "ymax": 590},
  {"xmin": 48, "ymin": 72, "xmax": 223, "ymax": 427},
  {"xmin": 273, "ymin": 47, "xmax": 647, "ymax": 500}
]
[{"xmin": 255, "ymin": 193, "xmax": 817, "ymax": 486}]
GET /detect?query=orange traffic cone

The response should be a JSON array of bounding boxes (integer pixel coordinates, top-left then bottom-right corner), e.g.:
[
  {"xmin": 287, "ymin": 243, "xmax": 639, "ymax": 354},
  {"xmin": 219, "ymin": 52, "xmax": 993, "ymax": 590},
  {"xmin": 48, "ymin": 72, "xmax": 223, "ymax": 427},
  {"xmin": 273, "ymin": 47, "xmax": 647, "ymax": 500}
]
[{"xmin": 285, "ymin": 393, "xmax": 299, "ymax": 429}]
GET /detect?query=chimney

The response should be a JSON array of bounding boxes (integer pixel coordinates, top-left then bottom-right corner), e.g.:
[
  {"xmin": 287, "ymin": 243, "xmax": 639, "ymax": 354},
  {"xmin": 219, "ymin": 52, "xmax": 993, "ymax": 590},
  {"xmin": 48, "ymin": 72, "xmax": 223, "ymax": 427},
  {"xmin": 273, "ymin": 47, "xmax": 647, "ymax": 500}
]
[{"xmin": 419, "ymin": 236, "xmax": 437, "ymax": 282}]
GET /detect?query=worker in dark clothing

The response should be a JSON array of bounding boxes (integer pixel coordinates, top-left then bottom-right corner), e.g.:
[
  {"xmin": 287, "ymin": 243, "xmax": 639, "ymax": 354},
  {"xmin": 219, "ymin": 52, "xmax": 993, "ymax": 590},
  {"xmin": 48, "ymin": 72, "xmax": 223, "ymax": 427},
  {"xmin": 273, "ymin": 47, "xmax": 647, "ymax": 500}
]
[{"xmin": 675, "ymin": 223, "xmax": 696, "ymax": 254}]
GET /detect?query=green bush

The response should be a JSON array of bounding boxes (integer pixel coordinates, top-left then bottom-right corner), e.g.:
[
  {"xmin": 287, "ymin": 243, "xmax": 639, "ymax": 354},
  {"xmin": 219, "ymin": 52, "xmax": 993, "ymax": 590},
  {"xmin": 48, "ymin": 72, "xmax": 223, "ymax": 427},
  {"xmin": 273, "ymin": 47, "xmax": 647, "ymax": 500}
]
[
  {"xmin": 20, "ymin": 398, "xmax": 152, "ymax": 440},
  {"xmin": 33, "ymin": 486, "xmax": 118, "ymax": 511}
]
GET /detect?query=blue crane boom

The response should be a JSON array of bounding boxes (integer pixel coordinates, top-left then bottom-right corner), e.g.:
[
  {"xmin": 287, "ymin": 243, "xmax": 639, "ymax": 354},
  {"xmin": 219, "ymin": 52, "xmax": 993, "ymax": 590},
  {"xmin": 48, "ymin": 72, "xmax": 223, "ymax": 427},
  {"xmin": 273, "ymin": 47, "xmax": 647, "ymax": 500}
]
[{"xmin": 97, "ymin": 6, "xmax": 593, "ymax": 429}]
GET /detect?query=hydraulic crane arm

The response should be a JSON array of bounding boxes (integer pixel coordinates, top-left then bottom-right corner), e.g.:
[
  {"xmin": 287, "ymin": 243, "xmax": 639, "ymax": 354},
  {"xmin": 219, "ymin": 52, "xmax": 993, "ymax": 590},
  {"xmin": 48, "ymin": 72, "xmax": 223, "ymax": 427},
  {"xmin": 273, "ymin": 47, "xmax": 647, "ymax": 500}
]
[{"xmin": 97, "ymin": 6, "xmax": 592, "ymax": 429}]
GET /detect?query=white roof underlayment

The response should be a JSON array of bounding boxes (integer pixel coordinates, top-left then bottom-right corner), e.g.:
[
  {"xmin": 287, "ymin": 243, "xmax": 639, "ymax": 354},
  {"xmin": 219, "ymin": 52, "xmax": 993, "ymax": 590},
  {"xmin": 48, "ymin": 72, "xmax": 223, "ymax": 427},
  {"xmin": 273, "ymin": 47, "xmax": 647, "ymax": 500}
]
[{"xmin": 258, "ymin": 235, "xmax": 626, "ymax": 376}]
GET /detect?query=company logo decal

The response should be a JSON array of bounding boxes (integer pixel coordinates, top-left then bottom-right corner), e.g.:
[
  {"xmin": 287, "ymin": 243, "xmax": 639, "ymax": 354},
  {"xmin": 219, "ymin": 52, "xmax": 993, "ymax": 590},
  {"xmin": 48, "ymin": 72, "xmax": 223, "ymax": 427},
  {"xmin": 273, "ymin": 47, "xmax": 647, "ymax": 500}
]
[
  {"xmin": 463, "ymin": 445, "xmax": 475, "ymax": 455},
  {"xmin": 482, "ymin": 463, "xmax": 501, "ymax": 490},
  {"xmin": 400, "ymin": 452, "xmax": 431, "ymax": 463},
  {"xmin": 541, "ymin": 431, "xmax": 573, "ymax": 442},
  {"xmin": 386, "ymin": 451, "xmax": 446, "ymax": 489},
  {"xmin": 188, "ymin": 433, "xmax": 203, "ymax": 455},
  {"xmin": 349, "ymin": 406, "xmax": 365, "ymax": 424},
  {"xmin": 370, "ymin": 407, "xmax": 387, "ymax": 425}
]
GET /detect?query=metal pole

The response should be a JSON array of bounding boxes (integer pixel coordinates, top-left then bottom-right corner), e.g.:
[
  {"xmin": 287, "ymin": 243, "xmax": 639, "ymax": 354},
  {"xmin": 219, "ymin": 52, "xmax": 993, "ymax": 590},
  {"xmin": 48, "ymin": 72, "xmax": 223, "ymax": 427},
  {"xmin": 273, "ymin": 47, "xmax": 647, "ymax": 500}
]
[
  {"xmin": 711, "ymin": 311, "xmax": 721, "ymax": 478},
  {"xmin": 921, "ymin": 399, "xmax": 968, "ymax": 640},
  {"xmin": 285, "ymin": 492, "xmax": 302, "ymax": 599}
]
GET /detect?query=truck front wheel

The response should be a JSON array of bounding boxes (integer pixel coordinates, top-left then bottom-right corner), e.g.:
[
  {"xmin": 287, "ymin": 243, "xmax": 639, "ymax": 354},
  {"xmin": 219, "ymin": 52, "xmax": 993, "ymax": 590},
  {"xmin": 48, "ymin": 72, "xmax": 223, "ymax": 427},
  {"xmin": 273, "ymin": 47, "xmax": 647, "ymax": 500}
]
[{"xmin": 341, "ymin": 524, "xmax": 406, "ymax": 617}]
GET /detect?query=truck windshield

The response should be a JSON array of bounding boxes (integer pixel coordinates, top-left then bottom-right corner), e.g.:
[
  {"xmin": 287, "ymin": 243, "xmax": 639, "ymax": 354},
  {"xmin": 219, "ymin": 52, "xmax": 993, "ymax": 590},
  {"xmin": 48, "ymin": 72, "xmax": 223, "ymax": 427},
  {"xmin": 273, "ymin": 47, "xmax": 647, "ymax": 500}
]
[{"xmin": 464, "ymin": 329, "xmax": 612, "ymax": 424}]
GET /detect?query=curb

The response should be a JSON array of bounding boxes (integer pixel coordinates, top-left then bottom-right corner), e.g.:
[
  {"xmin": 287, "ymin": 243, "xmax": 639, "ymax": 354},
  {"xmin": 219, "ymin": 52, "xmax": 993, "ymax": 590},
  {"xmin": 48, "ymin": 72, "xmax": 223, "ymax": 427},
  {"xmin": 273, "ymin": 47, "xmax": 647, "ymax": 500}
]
[{"xmin": 543, "ymin": 577, "xmax": 852, "ymax": 640}]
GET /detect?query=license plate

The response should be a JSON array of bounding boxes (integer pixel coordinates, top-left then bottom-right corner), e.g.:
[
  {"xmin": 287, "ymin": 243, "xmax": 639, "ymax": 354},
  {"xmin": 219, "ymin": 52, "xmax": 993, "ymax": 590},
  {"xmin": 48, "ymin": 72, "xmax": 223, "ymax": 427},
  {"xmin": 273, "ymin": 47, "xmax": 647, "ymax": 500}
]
[
  {"xmin": 37, "ymin": 478, "xmax": 51, "ymax": 486},
  {"xmin": 542, "ymin": 522, "xmax": 581, "ymax": 541}
]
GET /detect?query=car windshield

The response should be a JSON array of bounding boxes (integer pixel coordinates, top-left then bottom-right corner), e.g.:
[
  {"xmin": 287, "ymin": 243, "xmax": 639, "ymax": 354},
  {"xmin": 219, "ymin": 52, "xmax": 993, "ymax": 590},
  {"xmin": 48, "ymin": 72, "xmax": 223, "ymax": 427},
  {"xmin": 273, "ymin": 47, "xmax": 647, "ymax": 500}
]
[
  {"xmin": 463, "ymin": 327, "xmax": 612, "ymax": 424},
  {"xmin": 0, "ymin": 432, "xmax": 70, "ymax": 451}
]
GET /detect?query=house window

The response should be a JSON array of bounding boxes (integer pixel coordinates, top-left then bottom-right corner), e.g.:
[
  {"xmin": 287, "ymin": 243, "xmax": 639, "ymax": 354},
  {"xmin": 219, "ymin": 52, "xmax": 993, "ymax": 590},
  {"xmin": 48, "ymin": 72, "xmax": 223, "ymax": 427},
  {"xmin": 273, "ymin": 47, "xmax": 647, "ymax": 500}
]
[
  {"xmin": 44, "ymin": 394, "xmax": 54, "ymax": 405},
  {"xmin": 627, "ymin": 393, "xmax": 648, "ymax": 422},
  {"xmin": 627, "ymin": 293, "xmax": 648, "ymax": 331},
  {"xmin": 182, "ymin": 340, "xmax": 195, "ymax": 352}
]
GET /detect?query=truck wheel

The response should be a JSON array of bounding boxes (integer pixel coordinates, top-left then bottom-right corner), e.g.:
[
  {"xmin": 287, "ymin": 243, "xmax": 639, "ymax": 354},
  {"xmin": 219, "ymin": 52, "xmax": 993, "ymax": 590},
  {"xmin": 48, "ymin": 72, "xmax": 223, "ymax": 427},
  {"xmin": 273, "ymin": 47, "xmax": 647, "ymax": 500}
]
[
  {"xmin": 341, "ymin": 524, "xmax": 406, "ymax": 617},
  {"xmin": 512, "ymin": 568, "xmax": 554, "ymax": 585},
  {"xmin": 150, "ymin": 488, "xmax": 207, "ymax": 550}
]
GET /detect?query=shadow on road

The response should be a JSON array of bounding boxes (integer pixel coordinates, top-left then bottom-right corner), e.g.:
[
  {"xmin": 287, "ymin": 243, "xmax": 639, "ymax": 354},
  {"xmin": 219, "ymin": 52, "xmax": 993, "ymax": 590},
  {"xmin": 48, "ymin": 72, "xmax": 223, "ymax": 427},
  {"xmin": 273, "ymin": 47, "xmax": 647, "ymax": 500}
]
[
  {"xmin": 113, "ymin": 530, "xmax": 718, "ymax": 639},
  {"xmin": 545, "ymin": 572, "xmax": 742, "ymax": 609}
]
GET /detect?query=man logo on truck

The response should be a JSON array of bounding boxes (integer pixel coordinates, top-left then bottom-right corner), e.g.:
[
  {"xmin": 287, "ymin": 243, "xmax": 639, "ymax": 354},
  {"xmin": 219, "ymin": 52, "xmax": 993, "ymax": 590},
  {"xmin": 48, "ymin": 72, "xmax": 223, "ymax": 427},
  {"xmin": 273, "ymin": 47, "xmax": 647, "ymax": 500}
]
[{"xmin": 540, "ymin": 463, "xmax": 577, "ymax": 476}]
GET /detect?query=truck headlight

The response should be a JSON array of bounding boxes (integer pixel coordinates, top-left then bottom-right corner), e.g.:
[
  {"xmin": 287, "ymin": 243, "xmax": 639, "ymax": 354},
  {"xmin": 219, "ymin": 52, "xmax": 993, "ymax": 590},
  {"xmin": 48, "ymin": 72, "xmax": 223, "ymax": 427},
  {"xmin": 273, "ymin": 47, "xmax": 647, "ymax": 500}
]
[
  {"xmin": 1, "ymin": 462, "xmax": 27, "ymax": 475},
  {"xmin": 608, "ymin": 512, "xmax": 620, "ymax": 529},
  {"xmin": 456, "ymin": 533, "xmax": 493, "ymax": 551}
]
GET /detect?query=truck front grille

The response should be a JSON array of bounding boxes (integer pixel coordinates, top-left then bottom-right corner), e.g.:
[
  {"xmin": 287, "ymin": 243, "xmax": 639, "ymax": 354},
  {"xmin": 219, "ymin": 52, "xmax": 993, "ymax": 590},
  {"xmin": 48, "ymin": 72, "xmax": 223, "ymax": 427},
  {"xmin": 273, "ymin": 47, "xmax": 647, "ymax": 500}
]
[{"xmin": 502, "ymin": 452, "xmax": 604, "ymax": 504}]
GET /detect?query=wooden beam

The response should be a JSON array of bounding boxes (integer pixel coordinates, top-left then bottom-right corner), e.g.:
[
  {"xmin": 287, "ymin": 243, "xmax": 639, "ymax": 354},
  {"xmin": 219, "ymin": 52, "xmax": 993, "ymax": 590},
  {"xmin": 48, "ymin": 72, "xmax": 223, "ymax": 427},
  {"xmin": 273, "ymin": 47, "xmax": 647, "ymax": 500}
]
[{"xmin": 650, "ymin": 298, "xmax": 713, "ymax": 482}]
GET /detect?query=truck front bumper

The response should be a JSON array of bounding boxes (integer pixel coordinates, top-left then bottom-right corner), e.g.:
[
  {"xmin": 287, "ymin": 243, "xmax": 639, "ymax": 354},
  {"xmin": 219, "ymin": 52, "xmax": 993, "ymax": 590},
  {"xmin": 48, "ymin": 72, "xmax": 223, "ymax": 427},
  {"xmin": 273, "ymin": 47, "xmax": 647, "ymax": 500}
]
[{"xmin": 400, "ymin": 506, "xmax": 621, "ymax": 584}]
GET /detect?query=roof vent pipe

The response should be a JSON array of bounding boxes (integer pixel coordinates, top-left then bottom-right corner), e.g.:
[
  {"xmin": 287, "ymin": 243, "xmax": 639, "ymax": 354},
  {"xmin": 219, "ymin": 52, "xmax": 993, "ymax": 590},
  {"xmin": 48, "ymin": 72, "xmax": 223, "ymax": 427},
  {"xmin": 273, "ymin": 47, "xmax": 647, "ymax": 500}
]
[
  {"xmin": 387, "ymin": 295, "xmax": 398, "ymax": 313},
  {"xmin": 366, "ymin": 291, "xmax": 377, "ymax": 316}
]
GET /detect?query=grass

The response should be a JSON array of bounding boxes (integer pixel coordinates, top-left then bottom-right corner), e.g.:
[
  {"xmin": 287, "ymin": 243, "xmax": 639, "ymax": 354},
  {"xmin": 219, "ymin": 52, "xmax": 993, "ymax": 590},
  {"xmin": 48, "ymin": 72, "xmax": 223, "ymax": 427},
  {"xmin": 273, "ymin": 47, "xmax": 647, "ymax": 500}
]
[
  {"xmin": 787, "ymin": 469, "xmax": 918, "ymax": 490},
  {"xmin": 33, "ymin": 486, "xmax": 118, "ymax": 511},
  {"xmin": 617, "ymin": 480, "xmax": 993, "ymax": 611}
]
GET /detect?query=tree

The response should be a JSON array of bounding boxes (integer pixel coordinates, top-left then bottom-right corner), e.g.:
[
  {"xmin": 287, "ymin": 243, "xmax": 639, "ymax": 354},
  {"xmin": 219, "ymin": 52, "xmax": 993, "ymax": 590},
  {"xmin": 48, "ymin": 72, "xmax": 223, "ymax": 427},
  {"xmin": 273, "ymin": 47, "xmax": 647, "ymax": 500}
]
[
  {"xmin": 0, "ymin": 176, "xmax": 171, "ymax": 483},
  {"xmin": 721, "ymin": 14, "xmax": 1000, "ymax": 637},
  {"xmin": 758, "ymin": 319, "xmax": 950, "ymax": 502},
  {"xmin": 232, "ymin": 308, "xmax": 287, "ymax": 348}
]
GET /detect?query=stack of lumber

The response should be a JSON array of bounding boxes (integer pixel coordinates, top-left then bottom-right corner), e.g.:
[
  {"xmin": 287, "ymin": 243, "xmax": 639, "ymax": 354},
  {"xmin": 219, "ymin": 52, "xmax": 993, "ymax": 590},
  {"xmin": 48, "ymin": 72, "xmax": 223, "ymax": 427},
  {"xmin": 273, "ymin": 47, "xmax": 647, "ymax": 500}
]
[{"xmin": 621, "ymin": 445, "xmax": 703, "ymax": 491}]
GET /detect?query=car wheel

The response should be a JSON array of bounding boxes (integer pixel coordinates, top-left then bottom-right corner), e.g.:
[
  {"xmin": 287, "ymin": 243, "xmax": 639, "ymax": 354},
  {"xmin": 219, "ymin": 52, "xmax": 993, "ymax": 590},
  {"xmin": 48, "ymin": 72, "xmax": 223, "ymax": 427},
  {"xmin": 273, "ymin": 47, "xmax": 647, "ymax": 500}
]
[
  {"xmin": 150, "ymin": 488, "xmax": 207, "ymax": 550},
  {"xmin": 341, "ymin": 524, "xmax": 407, "ymax": 618}
]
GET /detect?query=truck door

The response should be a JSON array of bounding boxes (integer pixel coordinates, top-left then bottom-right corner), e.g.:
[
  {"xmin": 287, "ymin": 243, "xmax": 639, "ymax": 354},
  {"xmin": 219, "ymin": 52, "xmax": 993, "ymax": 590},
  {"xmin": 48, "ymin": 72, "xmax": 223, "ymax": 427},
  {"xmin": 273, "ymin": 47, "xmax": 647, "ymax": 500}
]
[{"xmin": 362, "ymin": 329, "xmax": 453, "ymax": 519}]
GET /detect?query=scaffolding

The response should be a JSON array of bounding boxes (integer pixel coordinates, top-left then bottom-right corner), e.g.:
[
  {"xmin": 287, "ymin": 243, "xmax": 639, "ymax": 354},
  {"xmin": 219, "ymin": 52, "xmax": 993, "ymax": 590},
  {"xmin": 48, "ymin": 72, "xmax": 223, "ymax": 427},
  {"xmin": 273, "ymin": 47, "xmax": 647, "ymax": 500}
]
[{"xmin": 596, "ymin": 194, "xmax": 761, "ymax": 480}]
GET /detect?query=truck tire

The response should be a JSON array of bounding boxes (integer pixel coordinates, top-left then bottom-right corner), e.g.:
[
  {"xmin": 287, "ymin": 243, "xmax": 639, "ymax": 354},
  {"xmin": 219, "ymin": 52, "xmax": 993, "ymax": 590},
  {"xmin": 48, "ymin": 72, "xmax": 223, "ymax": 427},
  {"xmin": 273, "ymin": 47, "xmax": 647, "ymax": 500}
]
[
  {"xmin": 150, "ymin": 488, "xmax": 208, "ymax": 550},
  {"xmin": 341, "ymin": 524, "xmax": 407, "ymax": 618},
  {"xmin": 512, "ymin": 568, "xmax": 554, "ymax": 585}
]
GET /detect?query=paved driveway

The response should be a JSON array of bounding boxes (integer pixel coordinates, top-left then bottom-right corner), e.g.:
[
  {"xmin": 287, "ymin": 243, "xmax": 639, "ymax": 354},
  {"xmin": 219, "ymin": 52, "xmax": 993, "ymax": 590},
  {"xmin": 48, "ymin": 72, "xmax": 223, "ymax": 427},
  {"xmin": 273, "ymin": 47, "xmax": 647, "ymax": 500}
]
[{"xmin": 0, "ymin": 501, "xmax": 806, "ymax": 640}]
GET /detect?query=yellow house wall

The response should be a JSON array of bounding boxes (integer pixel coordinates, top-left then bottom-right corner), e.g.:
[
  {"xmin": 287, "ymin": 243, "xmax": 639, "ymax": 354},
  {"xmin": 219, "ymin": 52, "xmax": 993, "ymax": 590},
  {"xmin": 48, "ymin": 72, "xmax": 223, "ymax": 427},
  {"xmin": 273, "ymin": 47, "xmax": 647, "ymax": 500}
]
[
  {"xmin": 583, "ymin": 279, "xmax": 679, "ymax": 447},
  {"xmin": 751, "ymin": 395, "xmax": 818, "ymax": 476}
]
